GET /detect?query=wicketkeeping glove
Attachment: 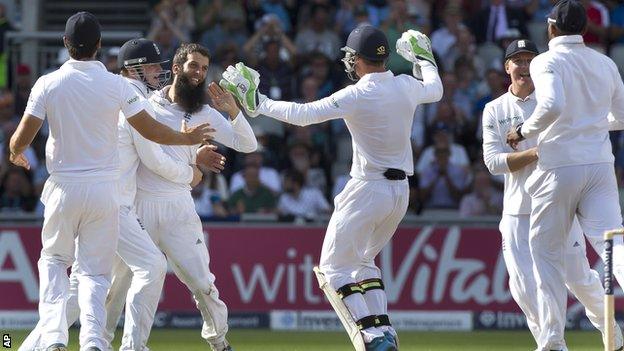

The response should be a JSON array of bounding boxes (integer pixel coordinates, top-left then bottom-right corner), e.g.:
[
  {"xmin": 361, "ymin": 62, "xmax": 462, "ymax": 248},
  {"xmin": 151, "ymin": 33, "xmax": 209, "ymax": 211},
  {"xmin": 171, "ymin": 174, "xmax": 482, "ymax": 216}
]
[
  {"xmin": 219, "ymin": 62, "xmax": 266, "ymax": 117},
  {"xmin": 396, "ymin": 29, "xmax": 437, "ymax": 68}
]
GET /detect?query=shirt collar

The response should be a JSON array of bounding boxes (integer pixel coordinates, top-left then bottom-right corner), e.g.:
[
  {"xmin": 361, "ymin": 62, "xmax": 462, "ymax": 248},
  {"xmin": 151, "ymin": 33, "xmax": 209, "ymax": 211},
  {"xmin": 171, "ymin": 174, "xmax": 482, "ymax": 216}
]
[
  {"xmin": 548, "ymin": 35, "xmax": 584, "ymax": 49},
  {"xmin": 357, "ymin": 70, "xmax": 394, "ymax": 84},
  {"xmin": 507, "ymin": 86, "xmax": 535, "ymax": 102},
  {"xmin": 62, "ymin": 58, "xmax": 107, "ymax": 71}
]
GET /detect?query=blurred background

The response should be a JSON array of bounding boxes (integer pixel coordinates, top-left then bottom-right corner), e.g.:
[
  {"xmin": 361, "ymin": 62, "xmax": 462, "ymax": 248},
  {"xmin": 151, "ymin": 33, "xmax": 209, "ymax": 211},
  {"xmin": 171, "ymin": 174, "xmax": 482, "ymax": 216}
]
[{"xmin": 1, "ymin": 0, "xmax": 624, "ymax": 342}]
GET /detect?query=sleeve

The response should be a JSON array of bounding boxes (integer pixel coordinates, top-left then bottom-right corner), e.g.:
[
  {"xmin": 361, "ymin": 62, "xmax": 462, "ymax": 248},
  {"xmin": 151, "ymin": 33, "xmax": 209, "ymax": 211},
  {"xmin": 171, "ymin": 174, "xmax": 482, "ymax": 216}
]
[
  {"xmin": 398, "ymin": 61, "xmax": 444, "ymax": 107},
  {"xmin": 210, "ymin": 110, "xmax": 258, "ymax": 153},
  {"xmin": 481, "ymin": 104, "xmax": 511, "ymax": 175},
  {"xmin": 128, "ymin": 122, "xmax": 193, "ymax": 184},
  {"xmin": 256, "ymin": 86, "xmax": 357, "ymax": 126},
  {"xmin": 520, "ymin": 57, "xmax": 565, "ymax": 138},
  {"xmin": 24, "ymin": 76, "xmax": 47, "ymax": 119},
  {"xmin": 609, "ymin": 60, "xmax": 624, "ymax": 125},
  {"xmin": 314, "ymin": 191, "xmax": 331, "ymax": 212},
  {"xmin": 419, "ymin": 167, "xmax": 436, "ymax": 188},
  {"xmin": 119, "ymin": 77, "xmax": 148, "ymax": 119}
]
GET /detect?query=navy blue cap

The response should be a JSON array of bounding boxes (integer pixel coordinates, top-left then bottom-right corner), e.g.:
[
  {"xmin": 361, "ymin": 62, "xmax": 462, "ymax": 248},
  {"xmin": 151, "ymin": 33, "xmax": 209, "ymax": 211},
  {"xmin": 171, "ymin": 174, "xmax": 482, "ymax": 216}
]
[
  {"xmin": 342, "ymin": 25, "xmax": 389, "ymax": 62},
  {"xmin": 118, "ymin": 38, "xmax": 166, "ymax": 69},
  {"xmin": 64, "ymin": 12, "xmax": 101, "ymax": 49},
  {"xmin": 548, "ymin": 0, "xmax": 587, "ymax": 34},
  {"xmin": 505, "ymin": 39, "xmax": 539, "ymax": 59}
]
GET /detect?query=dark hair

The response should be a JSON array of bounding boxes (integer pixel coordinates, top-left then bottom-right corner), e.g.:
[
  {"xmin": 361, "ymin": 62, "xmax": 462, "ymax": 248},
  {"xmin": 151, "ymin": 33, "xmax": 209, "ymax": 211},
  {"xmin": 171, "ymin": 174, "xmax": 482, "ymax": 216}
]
[
  {"xmin": 172, "ymin": 43, "xmax": 210, "ymax": 68},
  {"xmin": 66, "ymin": 41, "xmax": 98, "ymax": 60},
  {"xmin": 284, "ymin": 169, "xmax": 305, "ymax": 187}
]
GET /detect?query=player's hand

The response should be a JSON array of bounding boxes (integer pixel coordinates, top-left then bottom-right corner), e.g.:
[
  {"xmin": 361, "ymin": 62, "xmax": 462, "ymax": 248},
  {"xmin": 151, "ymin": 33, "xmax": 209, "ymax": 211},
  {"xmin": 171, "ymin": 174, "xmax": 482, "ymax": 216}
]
[
  {"xmin": 219, "ymin": 62, "xmax": 266, "ymax": 117},
  {"xmin": 396, "ymin": 30, "xmax": 437, "ymax": 68},
  {"xmin": 181, "ymin": 120, "xmax": 215, "ymax": 145},
  {"xmin": 190, "ymin": 165, "xmax": 203, "ymax": 187},
  {"xmin": 196, "ymin": 144, "xmax": 226, "ymax": 173},
  {"xmin": 9, "ymin": 152, "xmax": 30, "ymax": 170},
  {"xmin": 506, "ymin": 125, "xmax": 525, "ymax": 150},
  {"xmin": 207, "ymin": 82, "xmax": 240, "ymax": 119}
]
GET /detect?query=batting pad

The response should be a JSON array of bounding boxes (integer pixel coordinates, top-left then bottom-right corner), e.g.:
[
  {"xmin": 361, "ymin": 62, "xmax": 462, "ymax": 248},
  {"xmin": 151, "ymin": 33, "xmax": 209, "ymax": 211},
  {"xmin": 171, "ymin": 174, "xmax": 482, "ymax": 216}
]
[{"xmin": 313, "ymin": 266, "xmax": 366, "ymax": 351}]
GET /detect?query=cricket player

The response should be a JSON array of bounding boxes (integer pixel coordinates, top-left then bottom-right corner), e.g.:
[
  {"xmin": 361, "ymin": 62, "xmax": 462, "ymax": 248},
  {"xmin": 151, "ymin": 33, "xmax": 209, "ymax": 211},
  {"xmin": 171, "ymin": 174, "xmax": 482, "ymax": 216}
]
[
  {"xmin": 220, "ymin": 25, "xmax": 442, "ymax": 350},
  {"xmin": 134, "ymin": 43, "xmax": 257, "ymax": 351},
  {"xmin": 484, "ymin": 38, "xmax": 623, "ymax": 350},
  {"xmin": 9, "ymin": 13, "xmax": 213, "ymax": 351},
  {"xmin": 18, "ymin": 38, "xmax": 226, "ymax": 351},
  {"xmin": 506, "ymin": 1, "xmax": 624, "ymax": 349}
]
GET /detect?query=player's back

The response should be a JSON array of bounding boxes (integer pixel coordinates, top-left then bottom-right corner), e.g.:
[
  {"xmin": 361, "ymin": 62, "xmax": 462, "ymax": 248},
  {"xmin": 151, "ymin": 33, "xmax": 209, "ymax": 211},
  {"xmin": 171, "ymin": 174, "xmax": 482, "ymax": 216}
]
[
  {"xmin": 531, "ymin": 36, "xmax": 619, "ymax": 169},
  {"xmin": 344, "ymin": 71, "xmax": 430, "ymax": 180},
  {"xmin": 32, "ymin": 60, "xmax": 142, "ymax": 181}
]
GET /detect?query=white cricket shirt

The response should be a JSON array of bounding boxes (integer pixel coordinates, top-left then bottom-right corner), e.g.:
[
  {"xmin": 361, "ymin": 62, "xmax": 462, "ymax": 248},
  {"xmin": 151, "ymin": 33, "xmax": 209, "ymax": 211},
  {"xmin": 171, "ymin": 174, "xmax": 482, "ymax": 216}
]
[
  {"xmin": 137, "ymin": 86, "xmax": 257, "ymax": 197},
  {"xmin": 520, "ymin": 35, "xmax": 624, "ymax": 170},
  {"xmin": 117, "ymin": 78, "xmax": 193, "ymax": 207},
  {"xmin": 256, "ymin": 62, "xmax": 443, "ymax": 180},
  {"xmin": 482, "ymin": 89, "xmax": 537, "ymax": 215},
  {"xmin": 25, "ymin": 59, "xmax": 147, "ymax": 182}
]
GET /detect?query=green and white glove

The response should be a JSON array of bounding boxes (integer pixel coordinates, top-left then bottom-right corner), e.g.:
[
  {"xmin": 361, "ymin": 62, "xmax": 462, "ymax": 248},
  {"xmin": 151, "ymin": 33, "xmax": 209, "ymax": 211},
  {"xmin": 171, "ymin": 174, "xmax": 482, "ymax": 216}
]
[
  {"xmin": 219, "ymin": 62, "xmax": 266, "ymax": 117},
  {"xmin": 396, "ymin": 29, "xmax": 437, "ymax": 68}
]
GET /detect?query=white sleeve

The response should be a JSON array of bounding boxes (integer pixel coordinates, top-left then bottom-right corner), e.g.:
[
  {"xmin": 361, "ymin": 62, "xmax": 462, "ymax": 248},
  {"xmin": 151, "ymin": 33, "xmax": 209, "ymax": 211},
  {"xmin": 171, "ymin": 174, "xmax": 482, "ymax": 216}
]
[
  {"xmin": 210, "ymin": 110, "xmax": 258, "ymax": 153},
  {"xmin": 520, "ymin": 58, "xmax": 564, "ymax": 138},
  {"xmin": 119, "ymin": 77, "xmax": 148, "ymax": 118},
  {"xmin": 24, "ymin": 76, "xmax": 47, "ymax": 119},
  {"xmin": 257, "ymin": 86, "xmax": 357, "ymax": 126},
  {"xmin": 128, "ymin": 122, "xmax": 193, "ymax": 184},
  {"xmin": 399, "ymin": 62, "xmax": 444, "ymax": 106},
  {"xmin": 482, "ymin": 104, "xmax": 511, "ymax": 175},
  {"xmin": 609, "ymin": 60, "xmax": 624, "ymax": 126},
  {"xmin": 314, "ymin": 190, "xmax": 331, "ymax": 212}
]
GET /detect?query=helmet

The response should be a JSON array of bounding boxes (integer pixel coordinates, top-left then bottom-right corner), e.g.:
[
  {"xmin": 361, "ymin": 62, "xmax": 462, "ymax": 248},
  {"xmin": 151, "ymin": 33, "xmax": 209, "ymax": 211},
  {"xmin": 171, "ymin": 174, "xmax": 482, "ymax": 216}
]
[
  {"xmin": 118, "ymin": 38, "xmax": 171, "ymax": 90},
  {"xmin": 340, "ymin": 25, "xmax": 389, "ymax": 81}
]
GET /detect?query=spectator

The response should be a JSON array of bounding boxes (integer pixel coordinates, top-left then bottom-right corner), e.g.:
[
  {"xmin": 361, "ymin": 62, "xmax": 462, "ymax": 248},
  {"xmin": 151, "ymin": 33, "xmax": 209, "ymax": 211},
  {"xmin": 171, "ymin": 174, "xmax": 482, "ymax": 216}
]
[
  {"xmin": 256, "ymin": 39, "xmax": 295, "ymax": 101},
  {"xmin": 193, "ymin": 170, "xmax": 229, "ymax": 218},
  {"xmin": 366, "ymin": 0, "xmax": 390, "ymax": 27},
  {"xmin": 581, "ymin": 0, "xmax": 610, "ymax": 52},
  {"xmin": 199, "ymin": 7, "xmax": 248, "ymax": 58},
  {"xmin": 430, "ymin": 5, "xmax": 466, "ymax": 59},
  {"xmin": 0, "ymin": 3, "xmax": 13, "ymax": 88},
  {"xmin": 294, "ymin": 4, "xmax": 342, "ymax": 60},
  {"xmin": 416, "ymin": 125, "xmax": 470, "ymax": 175},
  {"xmin": 148, "ymin": 0, "xmax": 195, "ymax": 46},
  {"xmin": 102, "ymin": 47, "xmax": 120, "ymax": 74},
  {"xmin": 286, "ymin": 141, "xmax": 327, "ymax": 193},
  {"xmin": 13, "ymin": 64, "xmax": 31, "ymax": 118},
  {"xmin": 261, "ymin": 0, "xmax": 293, "ymax": 34},
  {"xmin": 459, "ymin": 168, "xmax": 503, "ymax": 217},
  {"xmin": 278, "ymin": 169, "xmax": 331, "ymax": 220},
  {"xmin": 383, "ymin": 0, "xmax": 420, "ymax": 75},
  {"xmin": 243, "ymin": 13, "xmax": 297, "ymax": 67},
  {"xmin": 230, "ymin": 151, "xmax": 281, "ymax": 194},
  {"xmin": 0, "ymin": 167, "xmax": 36, "ymax": 213},
  {"xmin": 228, "ymin": 164, "xmax": 278, "ymax": 215},
  {"xmin": 335, "ymin": 1, "xmax": 371, "ymax": 39},
  {"xmin": 195, "ymin": 0, "xmax": 245, "ymax": 33},
  {"xmin": 443, "ymin": 26, "xmax": 484, "ymax": 75},
  {"xmin": 469, "ymin": 0, "xmax": 529, "ymax": 44},
  {"xmin": 419, "ymin": 145, "xmax": 469, "ymax": 209}
]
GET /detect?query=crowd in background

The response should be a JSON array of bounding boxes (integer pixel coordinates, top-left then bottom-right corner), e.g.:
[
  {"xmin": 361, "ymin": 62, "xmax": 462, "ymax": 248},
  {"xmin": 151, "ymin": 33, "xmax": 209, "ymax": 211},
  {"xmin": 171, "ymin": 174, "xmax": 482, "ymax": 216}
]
[{"xmin": 3, "ymin": 0, "xmax": 624, "ymax": 221}]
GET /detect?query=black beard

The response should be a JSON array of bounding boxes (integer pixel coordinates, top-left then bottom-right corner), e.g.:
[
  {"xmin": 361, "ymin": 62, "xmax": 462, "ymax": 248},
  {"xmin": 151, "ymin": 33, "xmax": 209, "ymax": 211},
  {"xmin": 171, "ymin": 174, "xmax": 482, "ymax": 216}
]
[{"xmin": 174, "ymin": 73, "xmax": 206, "ymax": 114}]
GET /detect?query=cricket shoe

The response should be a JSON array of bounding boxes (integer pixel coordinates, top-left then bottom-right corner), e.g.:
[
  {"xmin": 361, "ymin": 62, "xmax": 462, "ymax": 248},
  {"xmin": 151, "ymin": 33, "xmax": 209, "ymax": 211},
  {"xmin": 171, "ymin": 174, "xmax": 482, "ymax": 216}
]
[
  {"xmin": 365, "ymin": 336, "xmax": 397, "ymax": 351},
  {"xmin": 210, "ymin": 339, "xmax": 233, "ymax": 351},
  {"xmin": 383, "ymin": 330, "xmax": 399, "ymax": 349},
  {"xmin": 45, "ymin": 344, "xmax": 67, "ymax": 351}
]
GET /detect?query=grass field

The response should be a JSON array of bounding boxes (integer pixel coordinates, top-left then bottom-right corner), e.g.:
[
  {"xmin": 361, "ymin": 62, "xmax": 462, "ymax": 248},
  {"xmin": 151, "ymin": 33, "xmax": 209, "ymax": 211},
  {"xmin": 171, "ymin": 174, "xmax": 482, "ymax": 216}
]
[{"xmin": 5, "ymin": 329, "xmax": 606, "ymax": 350}]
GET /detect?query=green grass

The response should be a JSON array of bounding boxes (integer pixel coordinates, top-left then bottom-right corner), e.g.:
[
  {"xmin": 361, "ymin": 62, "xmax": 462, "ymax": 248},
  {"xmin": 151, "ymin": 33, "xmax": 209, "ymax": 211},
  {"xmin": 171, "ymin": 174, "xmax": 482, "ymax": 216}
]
[{"xmin": 5, "ymin": 329, "xmax": 604, "ymax": 350}]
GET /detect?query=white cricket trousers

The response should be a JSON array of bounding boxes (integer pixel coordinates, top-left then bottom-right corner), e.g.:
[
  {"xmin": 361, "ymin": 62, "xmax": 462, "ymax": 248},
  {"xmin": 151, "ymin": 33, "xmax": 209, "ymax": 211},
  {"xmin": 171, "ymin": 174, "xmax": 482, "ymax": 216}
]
[
  {"xmin": 36, "ymin": 178, "xmax": 119, "ymax": 351},
  {"xmin": 318, "ymin": 177, "xmax": 408, "ymax": 334},
  {"xmin": 19, "ymin": 206, "xmax": 166, "ymax": 351},
  {"xmin": 500, "ymin": 214, "xmax": 620, "ymax": 349},
  {"xmin": 526, "ymin": 163, "xmax": 624, "ymax": 350},
  {"xmin": 135, "ymin": 192, "xmax": 229, "ymax": 346}
]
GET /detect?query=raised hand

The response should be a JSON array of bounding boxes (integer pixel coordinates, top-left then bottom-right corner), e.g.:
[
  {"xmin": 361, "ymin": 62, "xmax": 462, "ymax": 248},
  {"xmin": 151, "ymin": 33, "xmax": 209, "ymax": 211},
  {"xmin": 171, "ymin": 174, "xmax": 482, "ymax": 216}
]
[
  {"xmin": 396, "ymin": 29, "xmax": 437, "ymax": 68},
  {"xmin": 219, "ymin": 62, "xmax": 266, "ymax": 117},
  {"xmin": 207, "ymin": 82, "xmax": 240, "ymax": 118}
]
